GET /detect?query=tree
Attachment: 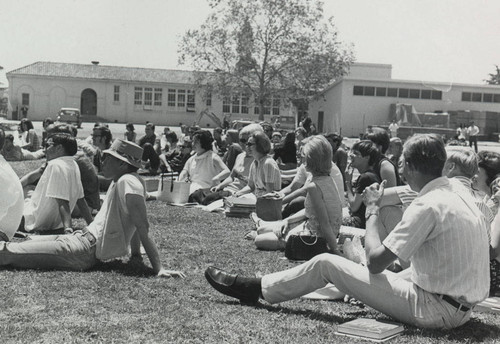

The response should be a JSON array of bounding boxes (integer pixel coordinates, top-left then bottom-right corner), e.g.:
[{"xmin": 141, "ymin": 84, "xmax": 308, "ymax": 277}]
[
  {"xmin": 485, "ymin": 65, "xmax": 500, "ymax": 85},
  {"xmin": 178, "ymin": 0, "xmax": 354, "ymax": 121}
]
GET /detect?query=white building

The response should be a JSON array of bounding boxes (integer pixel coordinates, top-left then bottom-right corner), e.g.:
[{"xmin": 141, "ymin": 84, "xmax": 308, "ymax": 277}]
[
  {"xmin": 6, "ymin": 61, "xmax": 289, "ymax": 127},
  {"xmin": 309, "ymin": 63, "xmax": 500, "ymax": 137}
]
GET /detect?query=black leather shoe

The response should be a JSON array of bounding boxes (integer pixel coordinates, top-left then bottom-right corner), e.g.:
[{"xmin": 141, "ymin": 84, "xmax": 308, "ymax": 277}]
[{"xmin": 205, "ymin": 266, "xmax": 259, "ymax": 304}]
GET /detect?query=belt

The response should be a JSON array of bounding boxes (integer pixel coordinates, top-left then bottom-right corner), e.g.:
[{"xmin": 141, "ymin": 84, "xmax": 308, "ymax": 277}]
[
  {"xmin": 78, "ymin": 229, "xmax": 97, "ymax": 245},
  {"xmin": 438, "ymin": 294, "xmax": 471, "ymax": 312}
]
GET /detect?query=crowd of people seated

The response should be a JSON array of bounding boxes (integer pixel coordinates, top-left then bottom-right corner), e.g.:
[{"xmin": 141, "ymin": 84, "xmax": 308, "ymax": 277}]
[{"xmin": 2, "ymin": 116, "xmax": 500, "ymax": 331}]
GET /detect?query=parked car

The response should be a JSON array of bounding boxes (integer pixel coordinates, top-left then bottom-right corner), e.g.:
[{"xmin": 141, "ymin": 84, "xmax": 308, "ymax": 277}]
[{"xmin": 57, "ymin": 108, "xmax": 82, "ymax": 128}]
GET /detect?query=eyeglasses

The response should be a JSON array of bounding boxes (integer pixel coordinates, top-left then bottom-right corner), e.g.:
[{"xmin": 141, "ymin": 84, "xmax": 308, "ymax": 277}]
[
  {"xmin": 246, "ymin": 142, "xmax": 255, "ymax": 147},
  {"xmin": 44, "ymin": 141, "xmax": 57, "ymax": 149},
  {"xmin": 239, "ymin": 138, "xmax": 247, "ymax": 144}
]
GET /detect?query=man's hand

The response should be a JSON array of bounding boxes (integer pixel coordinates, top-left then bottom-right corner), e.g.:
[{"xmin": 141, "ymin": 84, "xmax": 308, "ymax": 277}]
[
  {"xmin": 363, "ymin": 180, "xmax": 386, "ymax": 206},
  {"xmin": 157, "ymin": 269, "xmax": 186, "ymax": 278}
]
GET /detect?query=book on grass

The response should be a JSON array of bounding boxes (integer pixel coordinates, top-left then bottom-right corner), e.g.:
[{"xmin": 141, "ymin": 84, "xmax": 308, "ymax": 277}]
[
  {"xmin": 224, "ymin": 196, "xmax": 256, "ymax": 208},
  {"xmin": 335, "ymin": 318, "xmax": 404, "ymax": 341}
]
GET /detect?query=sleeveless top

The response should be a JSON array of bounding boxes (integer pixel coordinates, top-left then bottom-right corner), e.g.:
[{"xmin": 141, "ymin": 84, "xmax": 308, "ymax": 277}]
[
  {"xmin": 304, "ymin": 175, "xmax": 343, "ymax": 237},
  {"xmin": 374, "ymin": 156, "xmax": 402, "ymax": 186}
]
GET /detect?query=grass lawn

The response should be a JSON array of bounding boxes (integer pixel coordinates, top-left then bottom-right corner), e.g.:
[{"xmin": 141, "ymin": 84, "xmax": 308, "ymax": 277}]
[{"xmin": 2, "ymin": 160, "xmax": 500, "ymax": 343}]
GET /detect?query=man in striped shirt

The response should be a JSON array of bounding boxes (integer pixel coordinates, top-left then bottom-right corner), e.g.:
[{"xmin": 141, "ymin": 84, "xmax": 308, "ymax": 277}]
[{"xmin": 205, "ymin": 134, "xmax": 490, "ymax": 329}]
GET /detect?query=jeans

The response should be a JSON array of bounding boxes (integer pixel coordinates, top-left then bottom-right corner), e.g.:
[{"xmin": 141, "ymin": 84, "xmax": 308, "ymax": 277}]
[
  {"xmin": 262, "ymin": 254, "xmax": 472, "ymax": 329},
  {"xmin": 142, "ymin": 143, "xmax": 160, "ymax": 171},
  {"xmin": 0, "ymin": 230, "xmax": 97, "ymax": 271}
]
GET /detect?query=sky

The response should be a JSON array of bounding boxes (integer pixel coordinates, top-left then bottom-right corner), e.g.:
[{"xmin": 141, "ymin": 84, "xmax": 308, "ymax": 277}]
[{"xmin": 1, "ymin": 0, "xmax": 499, "ymax": 86}]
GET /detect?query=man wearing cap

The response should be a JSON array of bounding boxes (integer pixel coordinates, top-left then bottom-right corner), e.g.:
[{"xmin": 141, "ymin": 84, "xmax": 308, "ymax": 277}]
[
  {"xmin": 20, "ymin": 133, "xmax": 93, "ymax": 233},
  {"xmin": 0, "ymin": 139, "xmax": 185, "ymax": 278}
]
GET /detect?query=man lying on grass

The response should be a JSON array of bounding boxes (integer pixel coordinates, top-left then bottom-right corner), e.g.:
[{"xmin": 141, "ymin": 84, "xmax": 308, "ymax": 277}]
[
  {"xmin": 205, "ymin": 134, "xmax": 490, "ymax": 329},
  {"xmin": 0, "ymin": 139, "xmax": 185, "ymax": 278}
]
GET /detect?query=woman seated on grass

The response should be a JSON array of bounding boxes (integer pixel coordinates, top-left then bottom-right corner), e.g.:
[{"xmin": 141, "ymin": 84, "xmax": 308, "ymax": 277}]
[
  {"xmin": 19, "ymin": 118, "xmax": 40, "ymax": 152},
  {"xmin": 179, "ymin": 130, "xmax": 230, "ymax": 203},
  {"xmin": 197, "ymin": 124, "xmax": 263, "ymax": 206},
  {"xmin": 344, "ymin": 140, "xmax": 382, "ymax": 229},
  {"xmin": 1, "ymin": 134, "xmax": 44, "ymax": 161},
  {"xmin": 233, "ymin": 131, "xmax": 281, "ymax": 198},
  {"xmin": 0, "ymin": 139, "xmax": 185, "ymax": 278},
  {"xmin": 249, "ymin": 136, "xmax": 343, "ymax": 253}
]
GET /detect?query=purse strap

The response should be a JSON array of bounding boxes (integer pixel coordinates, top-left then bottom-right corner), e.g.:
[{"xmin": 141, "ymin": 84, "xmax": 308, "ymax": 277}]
[{"xmin": 299, "ymin": 232, "xmax": 318, "ymax": 246}]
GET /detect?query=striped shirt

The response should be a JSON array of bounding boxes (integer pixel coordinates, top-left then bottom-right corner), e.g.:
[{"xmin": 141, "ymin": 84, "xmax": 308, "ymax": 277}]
[
  {"xmin": 384, "ymin": 177, "xmax": 490, "ymax": 305},
  {"xmin": 248, "ymin": 155, "xmax": 281, "ymax": 197}
]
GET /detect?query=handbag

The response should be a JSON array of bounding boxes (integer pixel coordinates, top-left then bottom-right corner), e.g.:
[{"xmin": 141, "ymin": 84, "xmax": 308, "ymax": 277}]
[
  {"xmin": 285, "ymin": 232, "xmax": 329, "ymax": 261},
  {"xmin": 157, "ymin": 173, "xmax": 190, "ymax": 204},
  {"xmin": 256, "ymin": 196, "xmax": 282, "ymax": 221}
]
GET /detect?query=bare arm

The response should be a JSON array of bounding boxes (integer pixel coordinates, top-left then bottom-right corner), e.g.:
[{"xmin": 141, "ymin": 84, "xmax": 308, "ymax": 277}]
[
  {"xmin": 20, "ymin": 166, "xmax": 44, "ymax": 188},
  {"xmin": 379, "ymin": 160, "xmax": 397, "ymax": 188},
  {"xmin": 55, "ymin": 198, "xmax": 72, "ymax": 231},
  {"xmin": 363, "ymin": 181, "xmax": 398, "ymax": 274},
  {"xmin": 282, "ymin": 186, "xmax": 307, "ymax": 205},
  {"xmin": 307, "ymin": 183, "xmax": 340, "ymax": 254},
  {"xmin": 211, "ymin": 157, "xmax": 231, "ymax": 185},
  {"xmin": 127, "ymin": 194, "xmax": 185, "ymax": 278},
  {"xmin": 76, "ymin": 197, "xmax": 93, "ymax": 225}
]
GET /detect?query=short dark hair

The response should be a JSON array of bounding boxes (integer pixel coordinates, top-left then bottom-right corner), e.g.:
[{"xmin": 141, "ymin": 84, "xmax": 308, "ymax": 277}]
[
  {"xmin": 93, "ymin": 126, "xmax": 113, "ymax": 146},
  {"xmin": 324, "ymin": 133, "xmax": 343, "ymax": 148},
  {"xmin": 50, "ymin": 123, "xmax": 77, "ymax": 137},
  {"xmin": 352, "ymin": 140, "xmax": 381, "ymax": 166},
  {"xmin": 365, "ymin": 127, "xmax": 390, "ymax": 154},
  {"xmin": 50, "ymin": 133, "xmax": 78, "ymax": 156},
  {"xmin": 20, "ymin": 118, "xmax": 34, "ymax": 131},
  {"xmin": 146, "ymin": 122, "xmax": 155, "ymax": 131},
  {"xmin": 193, "ymin": 130, "xmax": 214, "ymax": 151},
  {"xmin": 5, "ymin": 134, "xmax": 14, "ymax": 142},
  {"xmin": 478, "ymin": 151, "xmax": 500, "ymax": 186},
  {"xmin": 126, "ymin": 123, "xmax": 135, "ymax": 131},
  {"xmin": 403, "ymin": 134, "xmax": 446, "ymax": 177},
  {"xmin": 252, "ymin": 132, "xmax": 272, "ymax": 155},
  {"xmin": 165, "ymin": 131, "xmax": 178, "ymax": 143}
]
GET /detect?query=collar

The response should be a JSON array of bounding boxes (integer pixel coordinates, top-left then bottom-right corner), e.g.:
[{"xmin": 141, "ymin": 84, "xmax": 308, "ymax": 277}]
[
  {"xmin": 254, "ymin": 154, "xmax": 267, "ymax": 166},
  {"xmin": 418, "ymin": 176, "xmax": 449, "ymax": 197},
  {"xmin": 194, "ymin": 150, "xmax": 211, "ymax": 160},
  {"xmin": 452, "ymin": 176, "xmax": 472, "ymax": 188}
]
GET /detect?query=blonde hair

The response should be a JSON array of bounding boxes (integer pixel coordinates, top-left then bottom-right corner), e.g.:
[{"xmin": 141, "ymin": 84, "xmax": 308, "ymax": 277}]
[
  {"xmin": 445, "ymin": 147, "xmax": 478, "ymax": 178},
  {"xmin": 302, "ymin": 135, "xmax": 332, "ymax": 176}
]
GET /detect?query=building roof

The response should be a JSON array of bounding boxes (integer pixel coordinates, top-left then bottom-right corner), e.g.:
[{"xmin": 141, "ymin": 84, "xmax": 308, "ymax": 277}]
[{"xmin": 7, "ymin": 61, "xmax": 201, "ymax": 84}]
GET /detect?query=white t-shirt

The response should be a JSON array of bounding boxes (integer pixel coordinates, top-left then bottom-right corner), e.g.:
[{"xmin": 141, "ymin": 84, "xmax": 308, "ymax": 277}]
[
  {"xmin": 88, "ymin": 173, "xmax": 146, "ymax": 261},
  {"xmin": 183, "ymin": 150, "xmax": 228, "ymax": 194},
  {"xmin": 24, "ymin": 156, "xmax": 84, "ymax": 231},
  {"xmin": 0, "ymin": 155, "xmax": 24, "ymax": 240}
]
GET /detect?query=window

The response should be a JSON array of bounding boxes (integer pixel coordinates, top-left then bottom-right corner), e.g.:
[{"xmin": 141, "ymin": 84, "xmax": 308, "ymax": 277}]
[
  {"xmin": 144, "ymin": 87, "xmax": 153, "ymax": 106},
  {"xmin": 187, "ymin": 90, "xmax": 195, "ymax": 112},
  {"xmin": 241, "ymin": 93, "xmax": 249, "ymax": 114},
  {"xmin": 398, "ymin": 89, "xmax": 409, "ymax": 98},
  {"xmin": 353, "ymin": 86, "xmax": 364, "ymax": 95},
  {"xmin": 376, "ymin": 87, "xmax": 387, "ymax": 97},
  {"xmin": 222, "ymin": 96, "xmax": 231, "ymax": 113},
  {"xmin": 364, "ymin": 86, "xmax": 375, "ymax": 96},
  {"xmin": 494, "ymin": 94, "xmax": 500, "ymax": 103},
  {"xmin": 462, "ymin": 92, "xmax": 472, "ymax": 101},
  {"xmin": 409, "ymin": 89, "xmax": 420, "ymax": 99},
  {"xmin": 421, "ymin": 90, "xmax": 432, "ymax": 99},
  {"xmin": 483, "ymin": 93, "xmax": 493, "ymax": 103},
  {"xmin": 431, "ymin": 90, "xmax": 442, "ymax": 100},
  {"xmin": 134, "ymin": 87, "xmax": 143, "ymax": 105},
  {"xmin": 114, "ymin": 86, "xmax": 120, "ymax": 102},
  {"xmin": 22, "ymin": 93, "xmax": 30, "ymax": 106},
  {"xmin": 272, "ymin": 97, "xmax": 280, "ymax": 115},
  {"xmin": 205, "ymin": 91, "xmax": 212, "ymax": 106},
  {"xmin": 177, "ymin": 89, "xmax": 186, "ymax": 107},
  {"xmin": 154, "ymin": 88, "xmax": 162, "ymax": 106},
  {"xmin": 387, "ymin": 88, "xmax": 398, "ymax": 97},
  {"xmin": 472, "ymin": 93, "xmax": 482, "ymax": 102},
  {"xmin": 168, "ymin": 89, "xmax": 176, "ymax": 107},
  {"xmin": 232, "ymin": 94, "xmax": 240, "ymax": 113}
]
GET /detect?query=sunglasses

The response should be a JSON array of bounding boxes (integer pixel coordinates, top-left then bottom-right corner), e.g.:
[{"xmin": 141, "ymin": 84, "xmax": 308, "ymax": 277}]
[
  {"xmin": 246, "ymin": 142, "xmax": 255, "ymax": 147},
  {"xmin": 239, "ymin": 138, "xmax": 247, "ymax": 144}
]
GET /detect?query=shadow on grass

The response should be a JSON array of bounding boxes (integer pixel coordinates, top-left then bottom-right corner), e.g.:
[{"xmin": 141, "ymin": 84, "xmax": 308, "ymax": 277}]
[
  {"xmin": 205, "ymin": 296, "xmax": 500, "ymax": 341},
  {"xmin": 91, "ymin": 259, "xmax": 155, "ymax": 277}
]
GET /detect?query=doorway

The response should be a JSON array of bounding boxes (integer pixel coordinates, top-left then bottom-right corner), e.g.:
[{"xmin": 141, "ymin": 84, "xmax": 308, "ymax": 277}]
[{"xmin": 81, "ymin": 89, "xmax": 97, "ymax": 116}]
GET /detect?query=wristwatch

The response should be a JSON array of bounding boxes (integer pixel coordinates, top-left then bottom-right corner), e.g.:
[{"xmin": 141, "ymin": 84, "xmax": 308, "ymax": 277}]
[{"xmin": 365, "ymin": 209, "xmax": 379, "ymax": 221}]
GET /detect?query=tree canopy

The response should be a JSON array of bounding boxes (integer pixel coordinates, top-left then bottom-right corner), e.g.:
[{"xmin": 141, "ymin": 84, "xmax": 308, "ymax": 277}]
[
  {"xmin": 485, "ymin": 65, "xmax": 500, "ymax": 85},
  {"xmin": 178, "ymin": 0, "xmax": 355, "ymax": 120}
]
